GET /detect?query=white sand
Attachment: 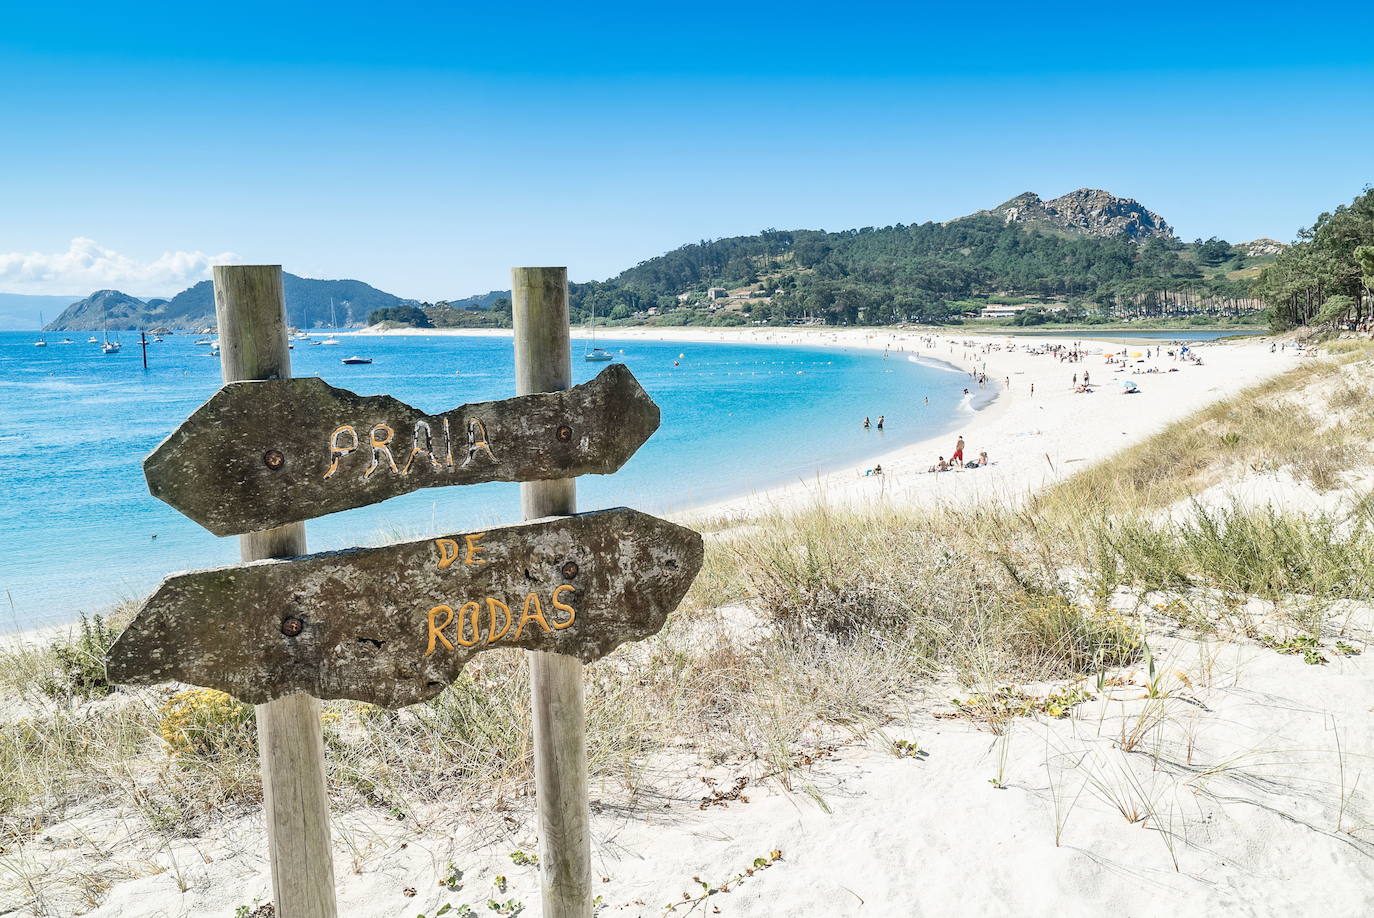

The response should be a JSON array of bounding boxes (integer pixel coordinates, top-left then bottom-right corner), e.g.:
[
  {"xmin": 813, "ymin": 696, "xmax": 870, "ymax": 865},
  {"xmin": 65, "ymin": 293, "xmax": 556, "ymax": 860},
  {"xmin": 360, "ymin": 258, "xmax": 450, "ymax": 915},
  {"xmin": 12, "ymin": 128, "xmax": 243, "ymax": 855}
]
[
  {"xmin": 16, "ymin": 327, "xmax": 1372, "ymax": 918},
  {"xmin": 359, "ymin": 324, "xmax": 1298, "ymax": 520}
]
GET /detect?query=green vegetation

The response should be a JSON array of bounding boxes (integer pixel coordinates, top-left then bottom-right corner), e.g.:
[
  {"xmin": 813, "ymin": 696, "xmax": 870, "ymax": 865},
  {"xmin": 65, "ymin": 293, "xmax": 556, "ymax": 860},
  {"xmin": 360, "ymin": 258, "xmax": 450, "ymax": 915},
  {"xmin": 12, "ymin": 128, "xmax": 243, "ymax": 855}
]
[
  {"xmin": 1255, "ymin": 186, "xmax": 1374, "ymax": 330},
  {"xmin": 368, "ymin": 305, "xmax": 434, "ymax": 327},
  {"xmin": 566, "ymin": 217, "xmax": 1265, "ymax": 327}
]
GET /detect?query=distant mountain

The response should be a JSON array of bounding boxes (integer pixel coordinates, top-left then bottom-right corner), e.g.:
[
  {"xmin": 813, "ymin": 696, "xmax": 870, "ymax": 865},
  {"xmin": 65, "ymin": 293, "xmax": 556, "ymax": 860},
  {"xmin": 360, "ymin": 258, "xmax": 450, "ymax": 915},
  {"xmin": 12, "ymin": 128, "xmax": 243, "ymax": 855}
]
[
  {"xmin": 970, "ymin": 188, "xmax": 1175, "ymax": 240},
  {"xmin": 46, "ymin": 290, "xmax": 154, "ymax": 331},
  {"xmin": 443, "ymin": 289, "xmax": 509, "ymax": 310},
  {"xmin": 46, "ymin": 274, "xmax": 420, "ymax": 331},
  {"xmin": 0, "ymin": 292, "xmax": 87, "ymax": 331}
]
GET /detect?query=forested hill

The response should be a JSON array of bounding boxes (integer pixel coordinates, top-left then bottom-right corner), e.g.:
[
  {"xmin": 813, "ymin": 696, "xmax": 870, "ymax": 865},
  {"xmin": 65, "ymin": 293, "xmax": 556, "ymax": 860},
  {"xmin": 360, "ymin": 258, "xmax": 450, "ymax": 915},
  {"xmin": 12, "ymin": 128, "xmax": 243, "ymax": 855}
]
[
  {"xmin": 163, "ymin": 274, "xmax": 418, "ymax": 329},
  {"xmin": 570, "ymin": 211, "xmax": 1262, "ymax": 326}
]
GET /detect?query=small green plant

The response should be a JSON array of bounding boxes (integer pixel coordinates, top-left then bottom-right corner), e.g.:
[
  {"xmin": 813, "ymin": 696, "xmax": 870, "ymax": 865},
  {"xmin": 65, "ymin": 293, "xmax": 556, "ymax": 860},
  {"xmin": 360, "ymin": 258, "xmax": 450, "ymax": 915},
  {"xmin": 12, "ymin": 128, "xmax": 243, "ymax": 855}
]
[
  {"xmin": 1334, "ymin": 641, "xmax": 1362, "ymax": 656},
  {"xmin": 486, "ymin": 899, "xmax": 524, "ymax": 915},
  {"xmin": 666, "ymin": 850, "xmax": 783, "ymax": 913},
  {"xmin": 38, "ymin": 613, "xmax": 118, "ymax": 702},
  {"xmin": 417, "ymin": 906, "xmax": 454, "ymax": 918},
  {"xmin": 439, "ymin": 863, "xmax": 464, "ymax": 892},
  {"xmin": 493, "ymin": 875, "xmax": 507, "ymax": 893},
  {"xmin": 232, "ymin": 905, "xmax": 273, "ymax": 918},
  {"xmin": 1261, "ymin": 634, "xmax": 1328, "ymax": 665},
  {"xmin": 952, "ymin": 684, "xmax": 1094, "ymax": 724},
  {"xmin": 508, "ymin": 850, "xmax": 538, "ymax": 867},
  {"xmin": 892, "ymin": 739, "xmax": 927, "ymax": 759}
]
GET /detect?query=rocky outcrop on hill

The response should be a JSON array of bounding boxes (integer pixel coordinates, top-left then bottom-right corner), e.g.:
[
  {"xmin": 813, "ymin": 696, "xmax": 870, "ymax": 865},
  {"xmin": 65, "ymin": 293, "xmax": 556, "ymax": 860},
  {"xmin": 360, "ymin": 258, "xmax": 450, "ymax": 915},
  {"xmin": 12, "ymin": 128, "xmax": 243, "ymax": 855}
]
[
  {"xmin": 1239, "ymin": 238, "xmax": 1288, "ymax": 257},
  {"xmin": 976, "ymin": 188, "xmax": 1175, "ymax": 240}
]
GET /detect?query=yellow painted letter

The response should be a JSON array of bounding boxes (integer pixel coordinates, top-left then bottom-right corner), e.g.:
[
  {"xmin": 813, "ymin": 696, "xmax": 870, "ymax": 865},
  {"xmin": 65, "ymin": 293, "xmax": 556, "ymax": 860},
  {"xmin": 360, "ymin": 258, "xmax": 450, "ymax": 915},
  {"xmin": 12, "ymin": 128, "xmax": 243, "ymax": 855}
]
[
  {"xmin": 514, "ymin": 592, "xmax": 552, "ymax": 639},
  {"xmin": 364, "ymin": 424, "xmax": 399, "ymax": 478},
  {"xmin": 455, "ymin": 601, "xmax": 481, "ymax": 647},
  {"xmin": 486, "ymin": 597, "xmax": 511, "ymax": 644},
  {"xmin": 425, "ymin": 605, "xmax": 455, "ymax": 656},
  {"xmin": 435, "ymin": 538, "xmax": 460, "ymax": 569},
  {"xmin": 323, "ymin": 425, "xmax": 359, "ymax": 479},
  {"xmin": 463, "ymin": 533, "xmax": 486, "ymax": 565},
  {"xmin": 551, "ymin": 584, "xmax": 576, "ymax": 630}
]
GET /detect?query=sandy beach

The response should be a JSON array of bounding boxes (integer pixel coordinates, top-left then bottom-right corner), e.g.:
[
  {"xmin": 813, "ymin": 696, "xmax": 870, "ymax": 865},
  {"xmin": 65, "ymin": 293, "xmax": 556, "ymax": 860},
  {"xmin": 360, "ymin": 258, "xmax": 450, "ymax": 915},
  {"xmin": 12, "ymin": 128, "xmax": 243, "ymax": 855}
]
[{"xmin": 360, "ymin": 325, "xmax": 1297, "ymax": 520}]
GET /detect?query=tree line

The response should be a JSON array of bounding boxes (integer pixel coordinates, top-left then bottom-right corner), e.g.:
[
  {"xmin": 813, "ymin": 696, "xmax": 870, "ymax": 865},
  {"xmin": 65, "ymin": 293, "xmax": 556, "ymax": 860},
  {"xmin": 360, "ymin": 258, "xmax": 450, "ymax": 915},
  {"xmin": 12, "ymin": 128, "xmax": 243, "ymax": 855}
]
[{"xmin": 1254, "ymin": 188, "xmax": 1374, "ymax": 330}]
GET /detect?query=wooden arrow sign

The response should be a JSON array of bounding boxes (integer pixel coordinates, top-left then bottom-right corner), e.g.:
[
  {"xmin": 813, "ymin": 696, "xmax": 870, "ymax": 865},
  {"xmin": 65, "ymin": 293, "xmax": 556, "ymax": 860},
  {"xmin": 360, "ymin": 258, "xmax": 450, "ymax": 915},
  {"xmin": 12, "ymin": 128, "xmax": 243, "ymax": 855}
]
[
  {"xmin": 143, "ymin": 363, "xmax": 659, "ymax": 536},
  {"xmin": 106, "ymin": 508, "xmax": 702, "ymax": 708}
]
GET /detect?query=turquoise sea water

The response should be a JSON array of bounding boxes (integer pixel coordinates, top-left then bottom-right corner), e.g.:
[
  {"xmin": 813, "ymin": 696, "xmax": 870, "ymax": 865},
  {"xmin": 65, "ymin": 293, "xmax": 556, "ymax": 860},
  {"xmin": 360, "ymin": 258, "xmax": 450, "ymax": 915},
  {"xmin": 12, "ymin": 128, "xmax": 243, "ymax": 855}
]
[{"xmin": 0, "ymin": 330, "xmax": 983, "ymax": 629}]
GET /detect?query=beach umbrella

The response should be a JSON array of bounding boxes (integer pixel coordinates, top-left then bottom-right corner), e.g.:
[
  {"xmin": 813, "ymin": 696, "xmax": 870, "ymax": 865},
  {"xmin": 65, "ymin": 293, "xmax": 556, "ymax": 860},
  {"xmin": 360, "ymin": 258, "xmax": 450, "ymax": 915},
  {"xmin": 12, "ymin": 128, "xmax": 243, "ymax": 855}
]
[
  {"xmin": 1121, "ymin": 379, "xmax": 1139, "ymax": 390},
  {"xmin": 1130, "ymin": 352, "xmax": 1143, "ymax": 357}
]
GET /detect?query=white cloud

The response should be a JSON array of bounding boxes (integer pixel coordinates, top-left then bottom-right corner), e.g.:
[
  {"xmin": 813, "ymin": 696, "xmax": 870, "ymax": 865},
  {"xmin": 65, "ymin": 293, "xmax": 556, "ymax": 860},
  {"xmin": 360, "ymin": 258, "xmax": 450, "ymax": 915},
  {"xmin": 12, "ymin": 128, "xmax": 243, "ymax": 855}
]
[{"xmin": 0, "ymin": 238, "xmax": 239, "ymax": 296}]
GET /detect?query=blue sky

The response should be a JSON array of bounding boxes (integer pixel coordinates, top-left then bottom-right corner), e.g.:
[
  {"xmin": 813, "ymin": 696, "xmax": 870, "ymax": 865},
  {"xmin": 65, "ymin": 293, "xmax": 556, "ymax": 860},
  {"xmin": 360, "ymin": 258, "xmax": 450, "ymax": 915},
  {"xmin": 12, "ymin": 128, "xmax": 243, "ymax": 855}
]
[{"xmin": 2, "ymin": 1, "xmax": 1371, "ymax": 300}]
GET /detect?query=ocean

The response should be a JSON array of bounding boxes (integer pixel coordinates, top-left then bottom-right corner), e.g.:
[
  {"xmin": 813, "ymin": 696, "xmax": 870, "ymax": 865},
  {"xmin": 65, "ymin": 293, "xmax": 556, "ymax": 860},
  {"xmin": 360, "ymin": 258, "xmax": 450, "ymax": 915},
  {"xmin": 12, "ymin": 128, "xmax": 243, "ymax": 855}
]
[{"xmin": 0, "ymin": 329, "xmax": 979, "ymax": 629}]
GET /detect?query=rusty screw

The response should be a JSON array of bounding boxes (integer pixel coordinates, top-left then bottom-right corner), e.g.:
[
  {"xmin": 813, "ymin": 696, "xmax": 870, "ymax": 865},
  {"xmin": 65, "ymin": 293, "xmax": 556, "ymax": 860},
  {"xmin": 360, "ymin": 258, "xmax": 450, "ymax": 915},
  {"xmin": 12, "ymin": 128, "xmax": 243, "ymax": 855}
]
[
  {"xmin": 263, "ymin": 449, "xmax": 285, "ymax": 470},
  {"xmin": 556, "ymin": 424, "xmax": 573, "ymax": 443},
  {"xmin": 280, "ymin": 616, "xmax": 304, "ymax": 637},
  {"xmin": 561, "ymin": 560, "xmax": 579, "ymax": 579}
]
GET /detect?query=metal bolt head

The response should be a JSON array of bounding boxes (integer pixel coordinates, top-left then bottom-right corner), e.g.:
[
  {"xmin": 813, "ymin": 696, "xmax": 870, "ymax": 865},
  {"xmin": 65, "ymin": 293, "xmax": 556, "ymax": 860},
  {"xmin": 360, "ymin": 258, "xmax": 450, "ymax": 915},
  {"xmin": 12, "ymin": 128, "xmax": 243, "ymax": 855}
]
[
  {"xmin": 280, "ymin": 616, "xmax": 304, "ymax": 637},
  {"xmin": 263, "ymin": 449, "xmax": 285, "ymax": 470},
  {"xmin": 561, "ymin": 560, "xmax": 579, "ymax": 579},
  {"xmin": 556, "ymin": 425, "xmax": 573, "ymax": 443}
]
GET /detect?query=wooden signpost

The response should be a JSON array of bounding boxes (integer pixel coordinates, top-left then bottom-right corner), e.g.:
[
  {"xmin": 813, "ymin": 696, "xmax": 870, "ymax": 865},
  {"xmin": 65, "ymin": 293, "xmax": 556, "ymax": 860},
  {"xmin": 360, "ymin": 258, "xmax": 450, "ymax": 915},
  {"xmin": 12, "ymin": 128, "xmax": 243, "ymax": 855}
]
[
  {"xmin": 107, "ymin": 265, "xmax": 701, "ymax": 918},
  {"xmin": 108, "ymin": 508, "xmax": 702, "ymax": 707},
  {"xmin": 144, "ymin": 363, "xmax": 659, "ymax": 536}
]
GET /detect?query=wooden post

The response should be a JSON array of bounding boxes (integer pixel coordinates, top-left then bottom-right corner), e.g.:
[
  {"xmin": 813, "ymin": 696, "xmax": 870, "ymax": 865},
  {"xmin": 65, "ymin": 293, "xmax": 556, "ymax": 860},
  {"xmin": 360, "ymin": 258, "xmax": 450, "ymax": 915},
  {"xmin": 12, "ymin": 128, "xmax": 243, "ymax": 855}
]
[
  {"xmin": 511, "ymin": 267, "xmax": 592, "ymax": 918},
  {"xmin": 140, "ymin": 330, "xmax": 148, "ymax": 369},
  {"xmin": 214, "ymin": 265, "xmax": 337, "ymax": 918}
]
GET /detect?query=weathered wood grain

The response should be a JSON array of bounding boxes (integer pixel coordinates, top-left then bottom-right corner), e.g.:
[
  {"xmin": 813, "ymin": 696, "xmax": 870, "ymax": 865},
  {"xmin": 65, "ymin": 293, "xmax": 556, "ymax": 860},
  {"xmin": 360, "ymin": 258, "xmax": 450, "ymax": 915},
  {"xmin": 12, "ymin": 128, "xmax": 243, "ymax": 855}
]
[
  {"xmin": 514, "ymin": 266, "xmax": 593, "ymax": 918},
  {"xmin": 144, "ymin": 362, "xmax": 659, "ymax": 536},
  {"xmin": 106, "ymin": 508, "xmax": 703, "ymax": 708},
  {"xmin": 213, "ymin": 264, "xmax": 338, "ymax": 918}
]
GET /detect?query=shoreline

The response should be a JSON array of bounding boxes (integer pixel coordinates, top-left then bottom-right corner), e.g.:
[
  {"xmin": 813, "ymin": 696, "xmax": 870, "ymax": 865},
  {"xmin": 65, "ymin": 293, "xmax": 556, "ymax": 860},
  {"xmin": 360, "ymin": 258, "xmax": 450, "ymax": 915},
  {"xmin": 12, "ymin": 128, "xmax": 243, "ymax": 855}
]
[{"xmin": 356, "ymin": 324, "xmax": 1293, "ymax": 523}]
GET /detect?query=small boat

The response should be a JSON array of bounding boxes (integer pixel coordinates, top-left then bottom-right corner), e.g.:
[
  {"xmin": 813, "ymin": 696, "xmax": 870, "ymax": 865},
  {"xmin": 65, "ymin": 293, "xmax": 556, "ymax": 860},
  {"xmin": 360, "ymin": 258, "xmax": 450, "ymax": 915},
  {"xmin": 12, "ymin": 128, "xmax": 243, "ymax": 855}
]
[
  {"xmin": 195, "ymin": 338, "xmax": 214, "ymax": 346},
  {"xmin": 101, "ymin": 320, "xmax": 121, "ymax": 354},
  {"xmin": 583, "ymin": 302, "xmax": 613, "ymax": 361},
  {"xmin": 86, "ymin": 336, "xmax": 98, "ymax": 343},
  {"xmin": 34, "ymin": 312, "xmax": 46, "ymax": 346},
  {"xmin": 341, "ymin": 355, "xmax": 372, "ymax": 365},
  {"xmin": 153, "ymin": 335, "xmax": 164, "ymax": 343},
  {"xmin": 321, "ymin": 298, "xmax": 342, "ymax": 344},
  {"xmin": 61, "ymin": 338, "xmax": 73, "ymax": 344}
]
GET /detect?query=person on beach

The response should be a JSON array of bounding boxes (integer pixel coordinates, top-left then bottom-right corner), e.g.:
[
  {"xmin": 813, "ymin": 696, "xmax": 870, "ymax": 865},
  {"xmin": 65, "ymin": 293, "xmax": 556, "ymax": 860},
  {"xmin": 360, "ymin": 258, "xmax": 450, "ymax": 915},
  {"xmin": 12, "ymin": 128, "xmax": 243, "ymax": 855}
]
[
  {"xmin": 863, "ymin": 416, "xmax": 870, "ymax": 429},
  {"xmin": 1083, "ymin": 370, "xmax": 1090, "ymax": 386},
  {"xmin": 877, "ymin": 415, "xmax": 885, "ymax": 430},
  {"xmin": 977, "ymin": 450, "xmax": 989, "ymax": 466},
  {"xmin": 951, "ymin": 436, "xmax": 965, "ymax": 467}
]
